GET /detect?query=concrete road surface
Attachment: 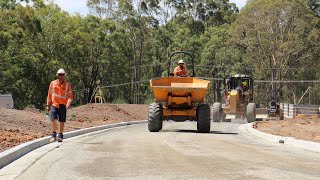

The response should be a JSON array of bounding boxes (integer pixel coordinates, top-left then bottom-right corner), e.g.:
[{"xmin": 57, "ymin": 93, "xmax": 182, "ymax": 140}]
[{"xmin": 15, "ymin": 120, "xmax": 320, "ymax": 179}]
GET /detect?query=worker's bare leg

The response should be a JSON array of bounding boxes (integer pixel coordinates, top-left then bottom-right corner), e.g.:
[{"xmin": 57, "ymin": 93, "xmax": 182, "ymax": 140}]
[
  {"xmin": 59, "ymin": 122, "xmax": 64, "ymax": 134},
  {"xmin": 52, "ymin": 119, "xmax": 57, "ymax": 132},
  {"xmin": 57, "ymin": 122, "xmax": 64, "ymax": 142},
  {"xmin": 50, "ymin": 119, "xmax": 58, "ymax": 142}
]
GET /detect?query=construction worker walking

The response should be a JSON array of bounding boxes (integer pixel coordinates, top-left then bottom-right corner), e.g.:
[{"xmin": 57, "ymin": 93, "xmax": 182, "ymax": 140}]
[{"xmin": 47, "ymin": 69, "xmax": 73, "ymax": 142}]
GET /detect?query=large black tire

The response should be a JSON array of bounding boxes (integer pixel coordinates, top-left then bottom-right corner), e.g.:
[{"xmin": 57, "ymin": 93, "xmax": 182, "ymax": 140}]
[
  {"xmin": 197, "ymin": 104, "xmax": 211, "ymax": 133},
  {"xmin": 212, "ymin": 102, "xmax": 221, "ymax": 122},
  {"xmin": 246, "ymin": 103, "xmax": 256, "ymax": 123},
  {"xmin": 148, "ymin": 103, "xmax": 163, "ymax": 132}
]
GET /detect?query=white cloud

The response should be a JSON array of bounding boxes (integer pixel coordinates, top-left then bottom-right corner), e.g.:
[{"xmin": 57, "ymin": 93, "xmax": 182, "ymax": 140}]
[
  {"xmin": 53, "ymin": 0, "xmax": 89, "ymax": 15},
  {"xmin": 55, "ymin": 0, "xmax": 247, "ymax": 15},
  {"xmin": 19, "ymin": 0, "xmax": 89, "ymax": 15},
  {"xmin": 229, "ymin": 0, "xmax": 247, "ymax": 9},
  {"xmin": 21, "ymin": 0, "xmax": 246, "ymax": 16}
]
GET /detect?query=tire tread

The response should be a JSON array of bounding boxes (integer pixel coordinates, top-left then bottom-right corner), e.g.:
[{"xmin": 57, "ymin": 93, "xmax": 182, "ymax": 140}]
[
  {"xmin": 246, "ymin": 103, "xmax": 256, "ymax": 123},
  {"xmin": 197, "ymin": 104, "xmax": 211, "ymax": 133},
  {"xmin": 148, "ymin": 103, "xmax": 162, "ymax": 132}
]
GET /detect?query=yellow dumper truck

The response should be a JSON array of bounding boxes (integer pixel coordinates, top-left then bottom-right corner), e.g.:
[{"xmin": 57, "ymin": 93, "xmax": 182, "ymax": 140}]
[{"xmin": 148, "ymin": 51, "xmax": 211, "ymax": 133}]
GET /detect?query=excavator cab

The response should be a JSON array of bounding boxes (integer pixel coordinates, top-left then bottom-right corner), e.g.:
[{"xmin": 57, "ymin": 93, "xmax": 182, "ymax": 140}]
[{"xmin": 225, "ymin": 75, "xmax": 254, "ymax": 103}]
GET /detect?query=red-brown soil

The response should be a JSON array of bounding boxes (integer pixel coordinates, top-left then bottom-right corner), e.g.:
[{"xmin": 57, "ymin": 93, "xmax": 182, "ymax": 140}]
[
  {"xmin": 0, "ymin": 104, "xmax": 148, "ymax": 152},
  {"xmin": 255, "ymin": 115, "xmax": 320, "ymax": 143}
]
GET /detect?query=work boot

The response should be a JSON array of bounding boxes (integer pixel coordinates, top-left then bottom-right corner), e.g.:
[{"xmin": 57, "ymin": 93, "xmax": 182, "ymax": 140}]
[
  {"xmin": 57, "ymin": 133, "xmax": 63, "ymax": 142},
  {"xmin": 49, "ymin": 132, "xmax": 57, "ymax": 143}
]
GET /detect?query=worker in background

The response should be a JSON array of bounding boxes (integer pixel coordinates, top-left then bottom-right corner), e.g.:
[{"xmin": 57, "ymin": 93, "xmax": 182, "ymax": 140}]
[
  {"xmin": 241, "ymin": 81, "xmax": 250, "ymax": 100},
  {"xmin": 174, "ymin": 60, "xmax": 189, "ymax": 77},
  {"xmin": 47, "ymin": 69, "xmax": 73, "ymax": 143},
  {"xmin": 242, "ymin": 81, "xmax": 248, "ymax": 91}
]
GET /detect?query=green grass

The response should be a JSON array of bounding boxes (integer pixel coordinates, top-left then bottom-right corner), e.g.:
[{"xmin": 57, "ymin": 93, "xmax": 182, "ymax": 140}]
[{"xmin": 112, "ymin": 98, "xmax": 128, "ymax": 104}]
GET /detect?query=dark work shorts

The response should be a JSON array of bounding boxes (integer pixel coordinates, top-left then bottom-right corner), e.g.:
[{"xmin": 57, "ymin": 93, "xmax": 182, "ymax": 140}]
[{"xmin": 50, "ymin": 104, "xmax": 67, "ymax": 122}]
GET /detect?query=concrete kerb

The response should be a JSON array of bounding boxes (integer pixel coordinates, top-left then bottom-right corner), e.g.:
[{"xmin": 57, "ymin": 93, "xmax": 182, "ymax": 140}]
[
  {"xmin": 242, "ymin": 122, "xmax": 320, "ymax": 153},
  {"xmin": 0, "ymin": 120, "xmax": 147, "ymax": 169}
]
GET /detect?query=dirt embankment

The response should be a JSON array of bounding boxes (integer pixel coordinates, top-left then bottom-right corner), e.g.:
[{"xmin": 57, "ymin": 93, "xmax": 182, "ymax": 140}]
[
  {"xmin": 0, "ymin": 104, "xmax": 148, "ymax": 152},
  {"xmin": 255, "ymin": 115, "xmax": 320, "ymax": 142}
]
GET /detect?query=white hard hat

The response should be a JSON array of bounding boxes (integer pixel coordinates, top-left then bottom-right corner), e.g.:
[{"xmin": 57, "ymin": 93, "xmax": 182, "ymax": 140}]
[
  {"xmin": 178, "ymin": 60, "xmax": 184, "ymax": 64},
  {"xmin": 57, "ymin": 68, "xmax": 66, "ymax": 75}
]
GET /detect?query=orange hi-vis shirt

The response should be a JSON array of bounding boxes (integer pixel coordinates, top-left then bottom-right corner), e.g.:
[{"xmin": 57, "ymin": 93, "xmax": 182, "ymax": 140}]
[
  {"xmin": 47, "ymin": 79, "xmax": 73, "ymax": 108},
  {"xmin": 174, "ymin": 66, "xmax": 188, "ymax": 77}
]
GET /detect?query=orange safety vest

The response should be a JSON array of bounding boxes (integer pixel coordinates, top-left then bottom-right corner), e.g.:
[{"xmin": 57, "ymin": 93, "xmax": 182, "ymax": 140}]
[
  {"xmin": 47, "ymin": 79, "xmax": 73, "ymax": 108},
  {"xmin": 174, "ymin": 66, "xmax": 188, "ymax": 77}
]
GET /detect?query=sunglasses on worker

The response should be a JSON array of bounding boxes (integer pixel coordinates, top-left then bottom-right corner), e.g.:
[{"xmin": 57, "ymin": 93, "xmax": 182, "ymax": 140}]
[{"xmin": 58, "ymin": 73, "xmax": 65, "ymax": 76}]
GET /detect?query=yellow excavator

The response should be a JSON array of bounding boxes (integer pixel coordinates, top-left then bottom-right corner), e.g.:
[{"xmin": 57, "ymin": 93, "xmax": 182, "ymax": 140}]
[{"xmin": 212, "ymin": 74, "xmax": 268, "ymax": 123}]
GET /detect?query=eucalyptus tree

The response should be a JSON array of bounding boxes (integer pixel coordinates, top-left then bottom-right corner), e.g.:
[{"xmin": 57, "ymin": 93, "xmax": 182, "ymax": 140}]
[{"xmin": 231, "ymin": 0, "xmax": 320, "ymax": 102}]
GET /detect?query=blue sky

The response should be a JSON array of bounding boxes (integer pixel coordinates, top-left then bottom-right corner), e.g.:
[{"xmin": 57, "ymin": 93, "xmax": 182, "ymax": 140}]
[{"xmin": 51, "ymin": 0, "xmax": 247, "ymax": 15}]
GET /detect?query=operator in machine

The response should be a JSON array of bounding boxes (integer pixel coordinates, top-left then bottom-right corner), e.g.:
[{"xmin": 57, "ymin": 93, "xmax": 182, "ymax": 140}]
[
  {"xmin": 236, "ymin": 79, "xmax": 244, "ymax": 92},
  {"xmin": 242, "ymin": 81, "xmax": 248, "ymax": 91},
  {"xmin": 174, "ymin": 60, "xmax": 189, "ymax": 77}
]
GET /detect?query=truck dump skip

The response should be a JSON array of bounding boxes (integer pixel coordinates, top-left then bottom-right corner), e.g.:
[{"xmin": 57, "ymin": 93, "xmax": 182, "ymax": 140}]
[{"xmin": 150, "ymin": 77, "xmax": 210, "ymax": 103}]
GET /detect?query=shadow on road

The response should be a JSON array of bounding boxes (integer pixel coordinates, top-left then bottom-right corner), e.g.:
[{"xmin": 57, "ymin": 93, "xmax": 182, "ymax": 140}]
[
  {"xmin": 160, "ymin": 129, "xmax": 238, "ymax": 135},
  {"xmin": 224, "ymin": 120, "xmax": 248, "ymax": 124}
]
